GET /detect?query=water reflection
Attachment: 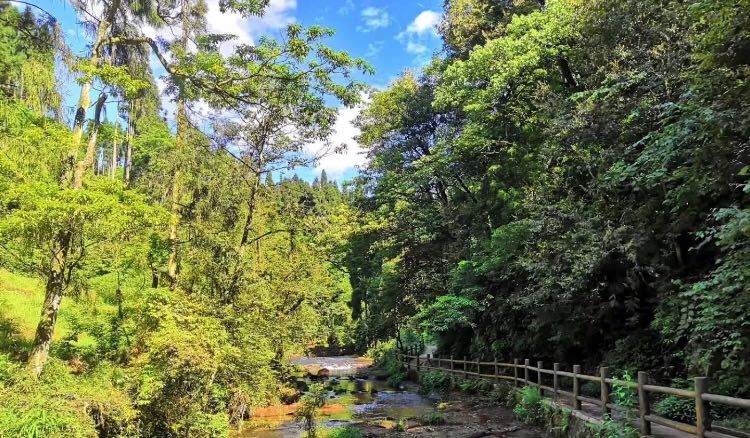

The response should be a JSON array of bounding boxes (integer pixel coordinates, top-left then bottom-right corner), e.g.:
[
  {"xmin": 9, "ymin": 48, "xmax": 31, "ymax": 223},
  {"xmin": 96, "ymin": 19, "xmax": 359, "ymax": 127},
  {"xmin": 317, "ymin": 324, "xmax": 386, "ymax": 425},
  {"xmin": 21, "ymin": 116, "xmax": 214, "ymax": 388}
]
[{"xmin": 236, "ymin": 376, "xmax": 434, "ymax": 437}]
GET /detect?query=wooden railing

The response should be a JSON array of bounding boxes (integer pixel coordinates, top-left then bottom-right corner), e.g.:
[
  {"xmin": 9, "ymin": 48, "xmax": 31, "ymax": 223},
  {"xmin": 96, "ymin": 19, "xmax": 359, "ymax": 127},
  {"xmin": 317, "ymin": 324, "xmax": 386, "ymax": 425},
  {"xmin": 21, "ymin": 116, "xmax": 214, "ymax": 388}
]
[{"xmin": 397, "ymin": 349, "xmax": 750, "ymax": 438}]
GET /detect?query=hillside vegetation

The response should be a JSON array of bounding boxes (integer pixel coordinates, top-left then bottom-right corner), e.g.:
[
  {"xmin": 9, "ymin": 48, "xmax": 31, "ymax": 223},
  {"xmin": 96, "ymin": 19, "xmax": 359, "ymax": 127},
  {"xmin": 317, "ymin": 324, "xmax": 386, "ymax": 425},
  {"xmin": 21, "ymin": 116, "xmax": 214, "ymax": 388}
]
[
  {"xmin": 346, "ymin": 0, "xmax": 750, "ymax": 395},
  {"xmin": 0, "ymin": 0, "xmax": 748, "ymax": 436}
]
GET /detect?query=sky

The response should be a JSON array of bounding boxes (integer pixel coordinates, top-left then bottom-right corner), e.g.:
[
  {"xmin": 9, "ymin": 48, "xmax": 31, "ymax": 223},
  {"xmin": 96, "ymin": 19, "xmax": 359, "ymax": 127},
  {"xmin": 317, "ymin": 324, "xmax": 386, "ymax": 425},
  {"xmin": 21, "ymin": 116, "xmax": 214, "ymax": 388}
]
[{"xmin": 42, "ymin": 0, "xmax": 445, "ymax": 183}]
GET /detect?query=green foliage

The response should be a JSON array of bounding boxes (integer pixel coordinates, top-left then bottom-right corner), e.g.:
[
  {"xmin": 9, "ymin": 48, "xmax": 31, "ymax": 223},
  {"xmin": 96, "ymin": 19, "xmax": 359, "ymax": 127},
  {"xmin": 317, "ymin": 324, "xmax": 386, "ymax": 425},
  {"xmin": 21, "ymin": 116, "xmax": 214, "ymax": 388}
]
[
  {"xmin": 456, "ymin": 377, "xmax": 493, "ymax": 394},
  {"xmin": 364, "ymin": 339, "xmax": 397, "ymax": 364},
  {"xmin": 418, "ymin": 371, "xmax": 454, "ymax": 396},
  {"xmin": 1, "ymin": 2, "xmax": 368, "ymax": 437},
  {"xmin": 654, "ymin": 396, "xmax": 695, "ymax": 424},
  {"xmin": 488, "ymin": 384, "xmax": 516, "ymax": 408},
  {"xmin": 0, "ymin": 5, "xmax": 60, "ymax": 114},
  {"xmin": 365, "ymin": 340, "xmax": 406, "ymax": 387},
  {"xmin": 295, "ymin": 383, "xmax": 328, "ymax": 438},
  {"xmin": 421, "ymin": 410, "xmax": 447, "ymax": 425},
  {"xmin": 0, "ymin": 356, "xmax": 136, "ymax": 438},
  {"xmin": 325, "ymin": 426, "xmax": 363, "ymax": 438},
  {"xmin": 393, "ymin": 418, "xmax": 408, "ymax": 432},
  {"xmin": 512, "ymin": 386, "xmax": 544, "ymax": 425},
  {"xmin": 414, "ymin": 295, "xmax": 479, "ymax": 333},
  {"xmin": 350, "ymin": 0, "xmax": 750, "ymax": 393},
  {"xmin": 598, "ymin": 415, "xmax": 639, "ymax": 438},
  {"xmin": 611, "ymin": 372, "xmax": 637, "ymax": 410}
]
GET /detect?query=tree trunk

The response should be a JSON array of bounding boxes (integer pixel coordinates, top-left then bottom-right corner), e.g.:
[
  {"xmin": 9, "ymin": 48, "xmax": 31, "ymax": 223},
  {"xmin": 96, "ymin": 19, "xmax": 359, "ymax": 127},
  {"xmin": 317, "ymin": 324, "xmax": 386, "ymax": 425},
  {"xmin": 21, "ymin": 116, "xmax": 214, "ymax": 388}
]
[
  {"xmin": 28, "ymin": 0, "xmax": 123, "ymax": 376},
  {"xmin": 166, "ymin": 0, "xmax": 193, "ymax": 288},
  {"xmin": 167, "ymin": 97, "xmax": 186, "ymax": 288},
  {"xmin": 73, "ymin": 92, "xmax": 107, "ymax": 189},
  {"xmin": 225, "ymin": 170, "xmax": 262, "ymax": 298},
  {"xmin": 110, "ymin": 120, "xmax": 119, "ymax": 178},
  {"xmin": 125, "ymin": 106, "xmax": 133, "ymax": 183},
  {"xmin": 28, "ymin": 232, "xmax": 71, "ymax": 376},
  {"xmin": 70, "ymin": 0, "xmax": 120, "ymax": 148}
]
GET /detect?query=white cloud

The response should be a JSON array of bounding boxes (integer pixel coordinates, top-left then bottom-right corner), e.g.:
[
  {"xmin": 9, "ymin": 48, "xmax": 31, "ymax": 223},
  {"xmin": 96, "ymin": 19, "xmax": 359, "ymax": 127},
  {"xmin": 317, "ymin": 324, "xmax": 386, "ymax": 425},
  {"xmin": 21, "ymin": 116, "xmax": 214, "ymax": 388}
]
[
  {"xmin": 247, "ymin": 0, "xmax": 297, "ymax": 37},
  {"xmin": 357, "ymin": 7, "xmax": 391, "ymax": 33},
  {"xmin": 396, "ymin": 9, "xmax": 442, "ymax": 61},
  {"xmin": 365, "ymin": 41, "xmax": 384, "ymax": 57},
  {"xmin": 405, "ymin": 41, "xmax": 427, "ymax": 54},
  {"xmin": 338, "ymin": 0, "xmax": 355, "ymax": 15},
  {"xmin": 202, "ymin": 0, "xmax": 297, "ymax": 55},
  {"xmin": 405, "ymin": 10, "xmax": 441, "ymax": 35},
  {"xmin": 306, "ymin": 104, "xmax": 368, "ymax": 178}
]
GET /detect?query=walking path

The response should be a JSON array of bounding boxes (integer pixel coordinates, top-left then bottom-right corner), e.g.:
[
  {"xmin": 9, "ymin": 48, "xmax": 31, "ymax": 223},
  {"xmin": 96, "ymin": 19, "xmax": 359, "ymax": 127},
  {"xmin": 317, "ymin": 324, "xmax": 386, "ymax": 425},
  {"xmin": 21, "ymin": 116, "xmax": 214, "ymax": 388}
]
[{"xmin": 409, "ymin": 353, "xmax": 698, "ymax": 438}]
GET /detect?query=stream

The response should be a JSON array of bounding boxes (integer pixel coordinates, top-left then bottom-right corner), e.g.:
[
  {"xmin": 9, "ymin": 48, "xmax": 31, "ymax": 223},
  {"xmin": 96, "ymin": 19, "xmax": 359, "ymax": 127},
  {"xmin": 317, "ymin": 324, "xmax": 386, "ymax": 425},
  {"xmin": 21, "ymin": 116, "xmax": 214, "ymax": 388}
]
[{"xmin": 235, "ymin": 356, "xmax": 435, "ymax": 437}]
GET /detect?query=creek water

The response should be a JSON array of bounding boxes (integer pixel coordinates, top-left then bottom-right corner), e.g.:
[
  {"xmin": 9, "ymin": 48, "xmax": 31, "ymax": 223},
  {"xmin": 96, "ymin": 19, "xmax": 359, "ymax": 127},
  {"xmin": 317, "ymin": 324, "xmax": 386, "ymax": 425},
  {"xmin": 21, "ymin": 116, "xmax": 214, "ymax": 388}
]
[{"xmin": 235, "ymin": 357, "xmax": 435, "ymax": 437}]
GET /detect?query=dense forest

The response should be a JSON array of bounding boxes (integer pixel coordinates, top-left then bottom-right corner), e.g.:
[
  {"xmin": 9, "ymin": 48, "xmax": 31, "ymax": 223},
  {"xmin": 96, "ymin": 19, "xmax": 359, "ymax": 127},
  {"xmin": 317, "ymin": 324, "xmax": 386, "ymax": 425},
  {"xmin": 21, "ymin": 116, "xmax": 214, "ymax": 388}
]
[
  {"xmin": 0, "ymin": 0, "xmax": 748, "ymax": 436},
  {"xmin": 349, "ymin": 0, "xmax": 750, "ymax": 396}
]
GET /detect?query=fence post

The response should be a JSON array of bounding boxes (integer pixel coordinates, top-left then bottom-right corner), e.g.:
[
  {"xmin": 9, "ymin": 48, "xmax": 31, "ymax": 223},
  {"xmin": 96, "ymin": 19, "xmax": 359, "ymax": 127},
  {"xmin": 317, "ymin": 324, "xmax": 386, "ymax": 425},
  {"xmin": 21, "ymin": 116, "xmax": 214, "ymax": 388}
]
[
  {"xmin": 477, "ymin": 357, "xmax": 481, "ymax": 377},
  {"xmin": 463, "ymin": 356, "xmax": 467, "ymax": 378},
  {"xmin": 437, "ymin": 355, "xmax": 441, "ymax": 370},
  {"xmin": 450, "ymin": 355, "xmax": 454, "ymax": 373},
  {"xmin": 553, "ymin": 363, "xmax": 560, "ymax": 397},
  {"xmin": 572, "ymin": 365, "xmax": 582, "ymax": 410},
  {"xmin": 494, "ymin": 357, "xmax": 499, "ymax": 382},
  {"xmin": 427, "ymin": 353, "xmax": 431, "ymax": 370},
  {"xmin": 524, "ymin": 359, "xmax": 530, "ymax": 384},
  {"xmin": 513, "ymin": 359, "xmax": 519, "ymax": 387},
  {"xmin": 695, "ymin": 377, "xmax": 710, "ymax": 437},
  {"xmin": 600, "ymin": 367, "xmax": 610, "ymax": 419},
  {"xmin": 537, "ymin": 361, "xmax": 543, "ymax": 391},
  {"xmin": 416, "ymin": 350, "xmax": 420, "ymax": 374},
  {"xmin": 637, "ymin": 371, "xmax": 652, "ymax": 436}
]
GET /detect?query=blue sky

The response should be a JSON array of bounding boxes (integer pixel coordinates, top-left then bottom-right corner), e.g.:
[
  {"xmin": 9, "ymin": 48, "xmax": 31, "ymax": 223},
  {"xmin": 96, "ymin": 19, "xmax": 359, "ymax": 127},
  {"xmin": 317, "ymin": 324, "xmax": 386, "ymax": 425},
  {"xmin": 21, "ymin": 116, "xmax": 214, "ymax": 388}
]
[{"xmin": 43, "ymin": 0, "xmax": 444, "ymax": 183}]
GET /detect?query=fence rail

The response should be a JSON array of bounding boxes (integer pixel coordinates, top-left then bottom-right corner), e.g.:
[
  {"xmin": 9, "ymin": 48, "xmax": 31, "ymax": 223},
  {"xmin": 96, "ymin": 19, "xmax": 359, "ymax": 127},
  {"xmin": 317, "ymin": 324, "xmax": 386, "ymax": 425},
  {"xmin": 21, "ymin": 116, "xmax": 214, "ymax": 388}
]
[{"xmin": 397, "ymin": 348, "xmax": 750, "ymax": 438}]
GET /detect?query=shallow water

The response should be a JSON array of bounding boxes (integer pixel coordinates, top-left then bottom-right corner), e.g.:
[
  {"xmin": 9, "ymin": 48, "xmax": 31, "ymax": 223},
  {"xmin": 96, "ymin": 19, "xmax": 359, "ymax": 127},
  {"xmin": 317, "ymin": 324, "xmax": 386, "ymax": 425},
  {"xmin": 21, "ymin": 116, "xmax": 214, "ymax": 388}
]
[{"xmin": 235, "ymin": 358, "xmax": 434, "ymax": 438}]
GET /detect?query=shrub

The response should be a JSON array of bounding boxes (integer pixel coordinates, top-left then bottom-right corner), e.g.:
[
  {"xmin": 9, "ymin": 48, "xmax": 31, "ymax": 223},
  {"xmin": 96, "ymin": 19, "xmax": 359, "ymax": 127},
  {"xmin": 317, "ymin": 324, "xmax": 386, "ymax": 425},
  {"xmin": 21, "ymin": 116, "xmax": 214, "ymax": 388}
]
[
  {"xmin": 295, "ymin": 383, "xmax": 328, "ymax": 438},
  {"xmin": 419, "ymin": 371, "xmax": 453, "ymax": 395},
  {"xmin": 386, "ymin": 370, "xmax": 407, "ymax": 388},
  {"xmin": 654, "ymin": 395, "xmax": 695, "ymax": 424},
  {"xmin": 513, "ymin": 386, "xmax": 544, "ymax": 425},
  {"xmin": 326, "ymin": 426, "xmax": 363, "ymax": 438},
  {"xmin": 611, "ymin": 371, "xmax": 637, "ymax": 410},
  {"xmin": 393, "ymin": 418, "xmax": 408, "ymax": 431},
  {"xmin": 365, "ymin": 340, "xmax": 397, "ymax": 365},
  {"xmin": 0, "ymin": 357, "xmax": 136, "ymax": 438},
  {"xmin": 598, "ymin": 415, "xmax": 639, "ymax": 438},
  {"xmin": 421, "ymin": 410, "xmax": 447, "ymax": 425},
  {"xmin": 457, "ymin": 377, "xmax": 493, "ymax": 394},
  {"xmin": 716, "ymin": 414, "xmax": 750, "ymax": 432},
  {"xmin": 488, "ymin": 383, "xmax": 514, "ymax": 407},
  {"xmin": 366, "ymin": 340, "xmax": 406, "ymax": 387}
]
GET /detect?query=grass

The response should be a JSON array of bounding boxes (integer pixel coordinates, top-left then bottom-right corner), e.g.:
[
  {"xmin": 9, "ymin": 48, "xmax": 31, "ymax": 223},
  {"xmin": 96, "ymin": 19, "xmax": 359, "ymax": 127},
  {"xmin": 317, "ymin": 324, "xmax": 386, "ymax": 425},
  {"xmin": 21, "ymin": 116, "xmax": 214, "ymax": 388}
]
[{"xmin": 0, "ymin": 269, "xmax": 72, "ymax": 342}]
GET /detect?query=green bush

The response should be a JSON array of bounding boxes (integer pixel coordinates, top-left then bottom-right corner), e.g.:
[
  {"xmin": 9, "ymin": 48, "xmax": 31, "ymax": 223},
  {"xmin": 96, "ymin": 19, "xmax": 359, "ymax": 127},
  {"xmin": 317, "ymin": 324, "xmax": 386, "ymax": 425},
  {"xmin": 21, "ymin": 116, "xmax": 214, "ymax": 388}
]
[
  {"xmin": 716, "ymin": 414, "xmax": 750, "ymax": 432},
  {"xmin": 421, "ymin": 410, "xmax": 447, "ymax": 425},
  {"xmin": 513, "ymin": 386, "xmax": 544, "ymax": 425},
  {"xmin": 393, "ymin": 418, "xmax": 408, "ymax": 431},
  {"xmin": 488, "ymin": 383, "xmax": 514, "ymax": 408},
  {"xmin": 457, "ymin": 377, "xmax": 493, "ymax": 394},
  {"xmin": 365, "ymin": 340, "xmax": 397, "ymax": 365},
  {"xmin": 654, "ymin": 395, "xmax": 695, "ymax": 424},
  {"xmin": 0, "ymin": 357, "xmax": 136, "ymax": 438},
  {"xmin": 610, "ymin": 371, "xmax": 637, "ymax": 409},
  {"xmin": 295, "ymin": 383, "xmax": 328, "ymax": 438},
  {"xmin": 366, "ymin": 339, "xmax": 406, "ymax": 388},
  {"xmin": 419, "ymin": 371, "xmax": 454, "ymax": 395},
  {"xmin": 598, "ymin": 415, "xmax": 639, "ymax": 438},
  {"xmin": 326, "ymin": 426, "xmax": 363, "ymax": 438}
]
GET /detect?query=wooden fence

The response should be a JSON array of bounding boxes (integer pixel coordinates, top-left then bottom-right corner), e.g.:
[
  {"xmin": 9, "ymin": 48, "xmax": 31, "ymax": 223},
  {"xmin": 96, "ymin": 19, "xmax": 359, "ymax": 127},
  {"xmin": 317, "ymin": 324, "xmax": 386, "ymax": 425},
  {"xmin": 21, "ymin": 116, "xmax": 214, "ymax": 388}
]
[{"xmin": 397, "ymin": 349, "xmax": 750, "ymax": 438}]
